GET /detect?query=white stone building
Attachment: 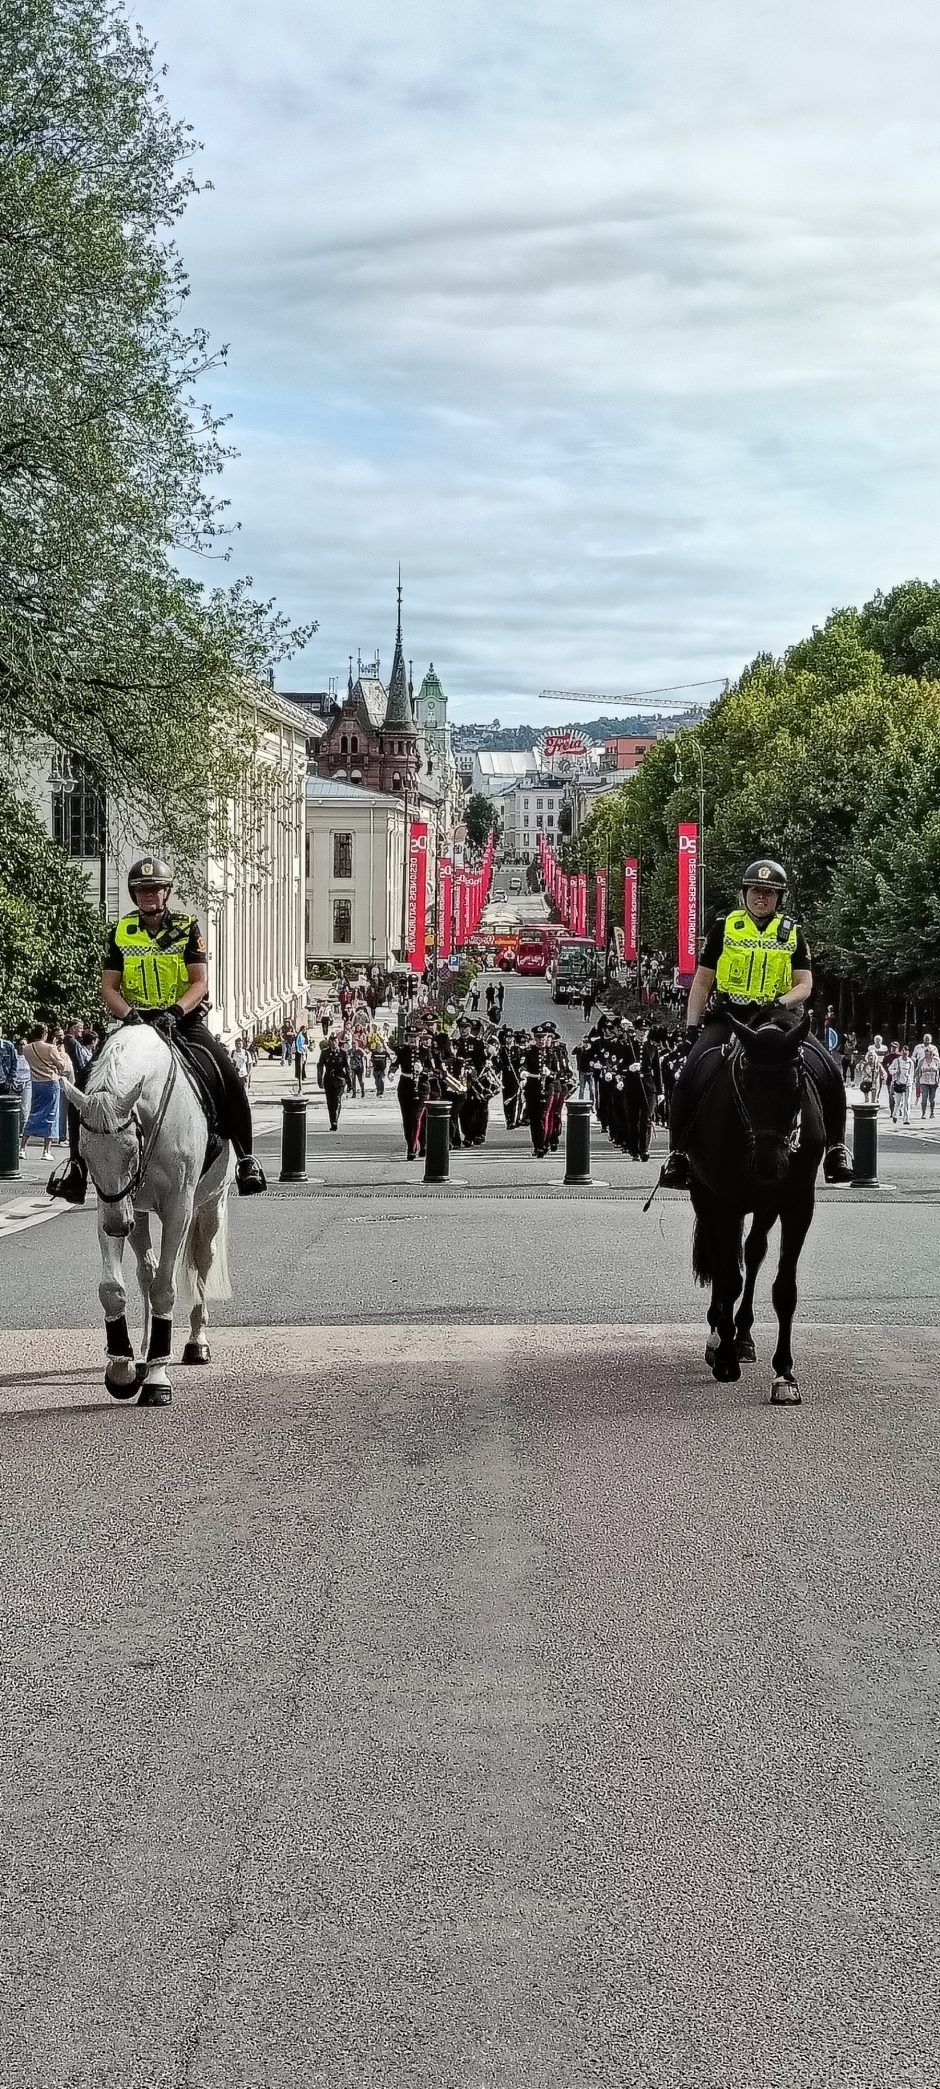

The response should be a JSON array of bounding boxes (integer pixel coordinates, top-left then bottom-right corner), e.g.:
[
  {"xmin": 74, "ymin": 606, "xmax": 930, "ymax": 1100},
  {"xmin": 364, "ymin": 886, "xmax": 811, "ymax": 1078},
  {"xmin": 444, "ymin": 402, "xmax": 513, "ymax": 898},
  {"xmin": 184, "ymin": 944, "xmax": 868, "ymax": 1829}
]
[
  {"xmin": 501, "ymin": 774, "xmax": 566, "ymax": 861},
  {"xmin": 305, "ymin": 777, "xmax": 410, "ymax": 971},
  {"xmin": 30, "ymin": 684, "xmax": 312, "ymax": 1042}
]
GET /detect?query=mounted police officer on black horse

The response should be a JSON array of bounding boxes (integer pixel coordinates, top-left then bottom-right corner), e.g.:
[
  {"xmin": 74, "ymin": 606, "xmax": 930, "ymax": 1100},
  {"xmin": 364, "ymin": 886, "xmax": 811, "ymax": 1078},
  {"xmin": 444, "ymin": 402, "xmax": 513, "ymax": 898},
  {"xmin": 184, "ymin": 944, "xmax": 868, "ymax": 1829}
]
[
  {"xmin": 48, "ymin": 855, "xmax": 267, "ymax": 1205},
  {"xmin": 660, "ymin": 856, "xmax": 853, "ymax": 1189}
]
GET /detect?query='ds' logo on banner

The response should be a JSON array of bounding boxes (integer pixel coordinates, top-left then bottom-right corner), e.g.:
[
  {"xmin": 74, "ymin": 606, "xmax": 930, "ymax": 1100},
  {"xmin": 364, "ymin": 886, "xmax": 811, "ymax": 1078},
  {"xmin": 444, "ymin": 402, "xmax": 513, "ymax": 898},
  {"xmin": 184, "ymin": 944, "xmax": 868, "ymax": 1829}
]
[{"xmin": 677, "ymin": 823, "xmax": 698, "ymax": 975}]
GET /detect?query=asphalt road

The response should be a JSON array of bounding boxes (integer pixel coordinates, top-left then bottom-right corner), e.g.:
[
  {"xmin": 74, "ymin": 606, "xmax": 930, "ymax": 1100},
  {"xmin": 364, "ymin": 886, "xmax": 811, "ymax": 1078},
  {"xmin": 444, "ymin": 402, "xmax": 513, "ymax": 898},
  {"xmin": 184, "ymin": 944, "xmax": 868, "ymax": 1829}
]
[{"xmin": 1, "ymin": 945, "xmax": 939, "ymax": 2085}]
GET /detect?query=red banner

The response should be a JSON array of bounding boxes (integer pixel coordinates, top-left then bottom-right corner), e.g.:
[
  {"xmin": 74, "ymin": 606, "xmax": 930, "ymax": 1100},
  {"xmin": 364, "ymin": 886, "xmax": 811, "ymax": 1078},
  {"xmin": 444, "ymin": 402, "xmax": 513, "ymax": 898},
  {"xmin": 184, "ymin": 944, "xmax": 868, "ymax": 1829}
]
[
  {"xmin": 439, "ymin": 856, "xmax": 453, "ymax": 963},
  {"xmin": 575, "ymin": 873, "xmax": 587, "ymax": 938},
  {"xmin": 407, "ymin": 820, "xmax": 429, "ymax": 973},
  {"xmin": 623, "ymin": 859, "xmax": 638, "ymax": 963},
  {"xmin": 594, "ymin": 871, "xmax": 607, "ymax": 950},
  {"xmin": 677, "ymin": 823, "xmax": 698, "ymax": 976}
]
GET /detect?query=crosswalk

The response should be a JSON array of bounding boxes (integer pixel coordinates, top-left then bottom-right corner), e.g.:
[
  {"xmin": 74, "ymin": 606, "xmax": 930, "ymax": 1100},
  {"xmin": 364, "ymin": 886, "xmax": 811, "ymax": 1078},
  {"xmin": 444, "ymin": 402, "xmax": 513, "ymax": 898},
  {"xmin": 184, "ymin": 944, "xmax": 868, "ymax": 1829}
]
[{"xmin": 0, "ymin": 1195, "xmax": 78, "ymax": 1240}]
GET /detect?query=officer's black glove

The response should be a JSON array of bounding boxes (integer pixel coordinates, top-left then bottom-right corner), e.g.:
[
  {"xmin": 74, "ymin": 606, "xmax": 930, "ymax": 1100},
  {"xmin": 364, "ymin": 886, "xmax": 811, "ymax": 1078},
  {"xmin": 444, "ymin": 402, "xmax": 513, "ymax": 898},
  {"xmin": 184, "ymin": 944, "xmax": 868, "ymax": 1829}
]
[
  {"xmin": 686, "ymin": 1024, "xmax": 700, "ymax": 1043},
  {"xmin": 166, "ymin": 1003, "xmax": 188, "ymax": 1023},
  {"xmin": 122, "ymin": 1009, "xmax": 142, "ymax": 1026}
]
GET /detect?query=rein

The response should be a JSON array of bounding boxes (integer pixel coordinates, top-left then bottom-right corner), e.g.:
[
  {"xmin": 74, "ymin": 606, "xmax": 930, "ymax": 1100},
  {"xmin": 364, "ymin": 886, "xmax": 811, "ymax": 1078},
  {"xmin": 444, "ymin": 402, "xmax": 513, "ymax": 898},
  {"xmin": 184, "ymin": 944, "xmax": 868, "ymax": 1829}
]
[
  {"xmin": 89, "ymin": 1044, "xmax": 178, "ymax": 1205},
  {"xmin": 728, "ymin": 1037, "xmax": 805, "ymax": 1164}
]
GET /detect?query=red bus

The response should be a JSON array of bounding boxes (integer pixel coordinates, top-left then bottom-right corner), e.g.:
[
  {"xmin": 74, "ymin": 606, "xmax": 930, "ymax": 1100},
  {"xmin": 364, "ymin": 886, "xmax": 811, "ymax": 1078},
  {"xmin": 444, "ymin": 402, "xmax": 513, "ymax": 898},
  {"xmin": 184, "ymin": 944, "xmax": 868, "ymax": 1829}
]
[{"xmin": 515, "ymin": 923, "xmax": 562, "ymax": 975}]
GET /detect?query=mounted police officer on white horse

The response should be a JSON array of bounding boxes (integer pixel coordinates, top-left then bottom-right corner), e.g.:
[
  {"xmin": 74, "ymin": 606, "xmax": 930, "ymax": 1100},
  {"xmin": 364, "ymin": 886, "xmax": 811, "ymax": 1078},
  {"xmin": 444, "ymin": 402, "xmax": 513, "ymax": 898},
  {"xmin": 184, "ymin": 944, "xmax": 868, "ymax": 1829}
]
[
  {"xmin": 49, "ymin": 854, "xmax": 267, "ymax": 1204},
  {"xmin": 660, "ymin": 856, "xmax": 854, "ymax": 1190}
]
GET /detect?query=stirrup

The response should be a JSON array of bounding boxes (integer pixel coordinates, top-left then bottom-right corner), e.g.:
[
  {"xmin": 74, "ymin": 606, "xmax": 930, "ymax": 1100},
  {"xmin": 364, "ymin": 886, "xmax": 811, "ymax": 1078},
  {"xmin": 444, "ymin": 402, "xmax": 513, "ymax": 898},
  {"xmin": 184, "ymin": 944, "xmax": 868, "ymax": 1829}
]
[{"xmin": 47, "ymin": 1157, "xmax": 87, "ymax": 1205}]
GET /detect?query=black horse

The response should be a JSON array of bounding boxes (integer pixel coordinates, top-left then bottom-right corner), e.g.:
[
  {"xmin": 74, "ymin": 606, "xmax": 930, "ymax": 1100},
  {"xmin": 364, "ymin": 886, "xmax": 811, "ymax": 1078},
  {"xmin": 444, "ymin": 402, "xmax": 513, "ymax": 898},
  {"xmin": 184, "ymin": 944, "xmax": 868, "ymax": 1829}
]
[{"xmin": 685, "ymin": 1009, "xmax": 826, "ymax": 1403}]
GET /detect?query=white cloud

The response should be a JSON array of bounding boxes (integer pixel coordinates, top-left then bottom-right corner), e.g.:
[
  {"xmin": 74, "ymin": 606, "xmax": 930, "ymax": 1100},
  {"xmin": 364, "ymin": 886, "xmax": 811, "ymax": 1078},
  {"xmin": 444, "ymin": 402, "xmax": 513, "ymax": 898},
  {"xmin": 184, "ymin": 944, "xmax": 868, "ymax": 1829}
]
[{"xmin": 139, "ymin": 0, "xmax": 940, "ymax": 717}]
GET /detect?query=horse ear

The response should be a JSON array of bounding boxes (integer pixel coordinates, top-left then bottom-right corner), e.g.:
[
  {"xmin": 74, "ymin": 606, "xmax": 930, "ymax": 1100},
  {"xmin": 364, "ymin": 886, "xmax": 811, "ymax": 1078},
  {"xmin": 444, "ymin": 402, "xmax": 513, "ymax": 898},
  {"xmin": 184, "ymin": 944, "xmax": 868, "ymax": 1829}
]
[
  {"xmin": 726, "ymin": 1012, "xmax": 752, "ymax": 1046},
  {"xmin": 60, "ymin": 1077, "xmax": 85, "ymax": 1115}
]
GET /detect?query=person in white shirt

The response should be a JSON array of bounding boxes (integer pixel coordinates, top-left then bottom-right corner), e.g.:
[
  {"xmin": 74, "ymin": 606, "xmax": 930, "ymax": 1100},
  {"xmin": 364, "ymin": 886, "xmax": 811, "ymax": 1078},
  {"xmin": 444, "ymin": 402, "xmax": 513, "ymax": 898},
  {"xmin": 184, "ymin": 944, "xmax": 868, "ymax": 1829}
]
[{"xmin": 889, "ymin": 1047, "xmax": 912, "ymax": 1124}]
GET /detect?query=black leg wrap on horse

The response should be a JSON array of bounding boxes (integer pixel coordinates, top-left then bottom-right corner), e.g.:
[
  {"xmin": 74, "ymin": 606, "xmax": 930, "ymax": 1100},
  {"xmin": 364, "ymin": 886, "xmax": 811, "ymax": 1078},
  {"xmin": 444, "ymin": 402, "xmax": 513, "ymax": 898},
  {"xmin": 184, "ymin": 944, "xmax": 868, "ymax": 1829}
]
[
  {"xmin": 147, "ymin": 1315, "xmax": 173, "ymax": 1362},
  {"xmin": 105, "ymin": 1314, "xmax": 132, "ymax": 1357}
]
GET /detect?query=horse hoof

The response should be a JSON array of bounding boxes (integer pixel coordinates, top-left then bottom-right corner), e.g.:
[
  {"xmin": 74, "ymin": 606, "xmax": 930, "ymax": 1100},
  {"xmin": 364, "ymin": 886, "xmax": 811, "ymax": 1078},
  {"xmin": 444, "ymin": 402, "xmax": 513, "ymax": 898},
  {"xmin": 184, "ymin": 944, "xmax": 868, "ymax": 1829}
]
[
  {"xmin": 138, "ymin": 1382, "xmax": 172, "ymax": 1407},
  {"xmin": 713, "ymin": 1354, "xmax": 741, "ymax": 1383},
  {"xmin": 736, "ymin": 1335, "xmax": 757, "ymax": 1363},
  {"xmin": 181, "ymin": 1341, "xmax": 211, "ymax": 1366},
  {"xmin": 770, "ymin": 1376, "xmax": 801, "ymax": 1406},
  {"xmin": 105, "ymin": 1358, "xmax": 138, "ymax": 1400}
]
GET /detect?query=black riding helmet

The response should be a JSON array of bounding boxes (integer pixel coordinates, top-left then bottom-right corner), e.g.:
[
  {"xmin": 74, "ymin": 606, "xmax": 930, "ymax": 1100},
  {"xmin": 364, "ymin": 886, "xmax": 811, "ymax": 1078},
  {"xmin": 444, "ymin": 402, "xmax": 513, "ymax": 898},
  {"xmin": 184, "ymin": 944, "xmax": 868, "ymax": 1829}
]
[
  {"xmin": 128, "ymin": 853, "xmax": 173, "ymax": 894},
  {"xmin": 742, "ymin": 858, "xmax": 787, "ymax": 894}
]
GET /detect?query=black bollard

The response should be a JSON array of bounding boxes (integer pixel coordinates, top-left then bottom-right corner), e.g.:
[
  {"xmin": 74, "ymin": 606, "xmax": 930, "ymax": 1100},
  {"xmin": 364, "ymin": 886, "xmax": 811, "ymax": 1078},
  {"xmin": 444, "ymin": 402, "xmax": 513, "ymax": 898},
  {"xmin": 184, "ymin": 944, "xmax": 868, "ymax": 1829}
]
[
  {"xmin": 0, "ymin": 1093, "xmax": 21, "ymax": 1180},
  {"xmin": 423, "ymin": 1099, "xmax": 452, "ymax": 1184},
  {"xmin": 850, "ymin": 1100, "xmax": 879, "ymax": 1187},
  {"xmin": 564, "ymin": 1098, "xmax": 593, "ymax": 1186},
  {"xmin": 280, "ymin": 1095, "xmax": 308, "ymax": 1182}
]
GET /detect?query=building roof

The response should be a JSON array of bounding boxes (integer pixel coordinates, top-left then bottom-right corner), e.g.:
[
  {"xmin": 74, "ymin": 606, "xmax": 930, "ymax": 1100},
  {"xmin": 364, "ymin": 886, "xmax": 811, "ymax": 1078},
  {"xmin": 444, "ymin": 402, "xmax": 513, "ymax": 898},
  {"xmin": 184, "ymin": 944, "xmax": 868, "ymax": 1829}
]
[
  {"xmin": 474, "ymin": 750, "xmax": 539, "ymax": 779},
  {"xmin": 355, "ymin": 676, "xmax": 387, "ymax": 730},
  {"xmin": 306, "ymin": 777, "xmax": 405, "ymax": 812},
  {"xmin": 382, "ymin": 574, "xmax": 417, "ymax": 734}
]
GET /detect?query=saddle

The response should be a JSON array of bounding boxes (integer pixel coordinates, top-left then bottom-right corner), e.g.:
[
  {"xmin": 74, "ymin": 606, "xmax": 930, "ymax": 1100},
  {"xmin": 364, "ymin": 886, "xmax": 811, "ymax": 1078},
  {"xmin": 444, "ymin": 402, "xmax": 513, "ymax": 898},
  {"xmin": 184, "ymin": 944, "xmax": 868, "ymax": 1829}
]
[{"xmin": 170, "ymin": 1033, "xmax": 226, "ymax": 1178}]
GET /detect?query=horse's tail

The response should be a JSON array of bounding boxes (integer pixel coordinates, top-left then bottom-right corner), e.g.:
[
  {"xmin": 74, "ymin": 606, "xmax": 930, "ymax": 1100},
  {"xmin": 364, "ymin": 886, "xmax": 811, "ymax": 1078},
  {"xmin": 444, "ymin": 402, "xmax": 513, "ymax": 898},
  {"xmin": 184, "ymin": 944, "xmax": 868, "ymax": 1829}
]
[
  {"xmin": 181, "ymin": 1190, "xmax": 232, "ymax": 1305},
  {"xmin": 691, "ymin": 1212, "xmax": 712, "ymax": 1289}
]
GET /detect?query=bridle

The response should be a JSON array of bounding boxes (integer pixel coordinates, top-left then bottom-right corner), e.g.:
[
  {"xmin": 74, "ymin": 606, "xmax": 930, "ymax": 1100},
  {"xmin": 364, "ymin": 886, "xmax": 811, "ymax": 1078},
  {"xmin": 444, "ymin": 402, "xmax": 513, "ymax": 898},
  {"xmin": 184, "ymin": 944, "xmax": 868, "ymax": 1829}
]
[
  {"xmin": 728, "ymin": 1034, "xmax": 806, "ymax": 1166},
  {"xmin": 84, "ymin": 1043, "xmax": 178, "ymax": 1205}
]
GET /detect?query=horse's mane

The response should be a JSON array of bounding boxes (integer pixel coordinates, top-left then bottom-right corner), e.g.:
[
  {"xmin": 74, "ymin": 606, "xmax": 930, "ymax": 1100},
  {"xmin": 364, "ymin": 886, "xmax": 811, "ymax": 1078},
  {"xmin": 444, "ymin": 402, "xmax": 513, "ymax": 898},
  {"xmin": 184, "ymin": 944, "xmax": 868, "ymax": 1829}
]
[{"xmin": 82, "ymin": 1029, "xmax": 164, "ymax": 1131}]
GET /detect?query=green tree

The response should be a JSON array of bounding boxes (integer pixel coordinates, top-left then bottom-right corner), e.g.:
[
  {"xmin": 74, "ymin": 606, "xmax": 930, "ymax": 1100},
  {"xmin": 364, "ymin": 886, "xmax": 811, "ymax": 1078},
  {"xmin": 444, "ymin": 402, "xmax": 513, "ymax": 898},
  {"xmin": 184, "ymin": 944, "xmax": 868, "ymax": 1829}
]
[
  {"xmin": 0, "ymin": 782, "xmax": 102, "ymax": 1029},
  {"xmin": 464, "ymin": 793, "xmax": 500, "ymax": 849},
  {"xmin": 0, "ymin": 0, "xmax": 313, "ymax": 881}
]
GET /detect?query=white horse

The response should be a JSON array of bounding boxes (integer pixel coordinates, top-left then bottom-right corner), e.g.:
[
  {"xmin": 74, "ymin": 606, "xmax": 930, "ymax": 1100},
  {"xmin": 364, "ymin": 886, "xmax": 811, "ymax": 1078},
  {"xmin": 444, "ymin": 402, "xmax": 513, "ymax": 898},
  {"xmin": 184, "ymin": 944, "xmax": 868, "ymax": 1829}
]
[{"xmin": 62, "ymin": 1025, "xmax": 232, "ymax": 1406}]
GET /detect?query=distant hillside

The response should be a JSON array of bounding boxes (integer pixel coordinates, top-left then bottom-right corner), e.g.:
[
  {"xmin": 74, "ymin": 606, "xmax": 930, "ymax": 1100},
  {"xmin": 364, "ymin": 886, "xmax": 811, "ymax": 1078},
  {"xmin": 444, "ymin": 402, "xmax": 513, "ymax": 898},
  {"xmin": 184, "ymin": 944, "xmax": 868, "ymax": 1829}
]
[{"xmin": 452, "ymin": 713, "xmax": 699, "ymax": 751}]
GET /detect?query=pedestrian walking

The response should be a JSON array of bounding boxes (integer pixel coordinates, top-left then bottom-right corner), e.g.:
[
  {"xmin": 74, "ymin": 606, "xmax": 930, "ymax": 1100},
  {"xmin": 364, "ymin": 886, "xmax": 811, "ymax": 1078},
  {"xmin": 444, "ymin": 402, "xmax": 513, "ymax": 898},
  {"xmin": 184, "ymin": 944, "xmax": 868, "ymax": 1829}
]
[
  {"xmin": 20, "ymin": 1024, "xmax": 69, "ymax": 1161},
  {"xmin": 348, "ymin": 1039, "xmax": 366, "ymax": 1099},
  {"xmin": 293, "ymin": 1024, "xmax": 308, "ymax": 1088},
  {"xmin": 321, "ymin": 1038, "xmax": 352, "ymax": 1130},
  {"xmin": 918, "ymin": 1035, "xmax": 939, "ymax": 1118},
  {"xmin": 889, "ymin": 1046, "xmax": 912, "ymax": 1124}
]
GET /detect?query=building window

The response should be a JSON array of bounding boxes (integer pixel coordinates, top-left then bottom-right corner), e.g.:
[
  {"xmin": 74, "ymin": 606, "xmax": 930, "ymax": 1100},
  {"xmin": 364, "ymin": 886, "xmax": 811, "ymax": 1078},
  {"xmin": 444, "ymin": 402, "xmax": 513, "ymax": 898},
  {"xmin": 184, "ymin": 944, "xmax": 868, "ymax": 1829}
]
[
  {"xmin": 547, "ymin": 812, "xmax": 554, "ymax": 827},
  {"xmin": 523, "ymin": 814, "xmax": 530, "ymax": 827},
  {"xmin": 340, "ymin": 734, "xmax": 348, "ymax": 753},
  {"xmin": 536, "ymin": 797, "xmax": 543, "ymax": 809},
  {"xmin": 350, "ymin": 735, "xmax": 359, "ymax": 754},
  {"xmin": 305, "ymin": 834, "xmax": 310, "ymax": 878},
  {"xmin": 536, "ymin": 815, "xmax": 543, "ymax": 829},
  {"xmin": 51, "ymin": 752, "xmax": 104, "ymax": 859},
  {"xmin": 332, "ymin": 897, "xmax": 352, "ymax": 944},
  {"xmin": 333, "ymin": 831, "xmax": 353, "ymax": 879}
]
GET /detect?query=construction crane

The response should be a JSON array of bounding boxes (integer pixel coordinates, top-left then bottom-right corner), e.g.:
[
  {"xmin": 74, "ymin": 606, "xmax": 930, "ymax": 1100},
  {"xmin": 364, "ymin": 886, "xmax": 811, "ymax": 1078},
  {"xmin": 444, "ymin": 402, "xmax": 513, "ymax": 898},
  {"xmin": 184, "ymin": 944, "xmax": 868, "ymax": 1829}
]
[{"xmin": 538, "ymin": 677, "xmax": 728, "ymax": 708}]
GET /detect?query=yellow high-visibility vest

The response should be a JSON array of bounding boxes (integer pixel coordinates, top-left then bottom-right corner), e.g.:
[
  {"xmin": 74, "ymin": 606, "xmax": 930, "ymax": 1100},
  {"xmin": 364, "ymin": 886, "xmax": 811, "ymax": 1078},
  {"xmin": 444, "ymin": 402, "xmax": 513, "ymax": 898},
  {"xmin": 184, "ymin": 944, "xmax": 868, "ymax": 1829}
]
[
  {"xmin": 714, "ymin": 909, "xmax": 799, "ymax": 1003},
  {"xmin": 112, "ymin": 912, "xmax": 196, "ymax": 1009}
]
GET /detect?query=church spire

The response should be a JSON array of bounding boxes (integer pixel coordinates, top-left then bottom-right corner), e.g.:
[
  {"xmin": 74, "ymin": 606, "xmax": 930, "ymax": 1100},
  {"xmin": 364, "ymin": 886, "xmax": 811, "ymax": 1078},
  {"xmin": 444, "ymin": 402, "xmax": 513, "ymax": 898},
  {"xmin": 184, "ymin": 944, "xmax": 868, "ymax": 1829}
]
[{"xmin": 382, "ymin": 564, "xmax": 416, "ymax": 732}]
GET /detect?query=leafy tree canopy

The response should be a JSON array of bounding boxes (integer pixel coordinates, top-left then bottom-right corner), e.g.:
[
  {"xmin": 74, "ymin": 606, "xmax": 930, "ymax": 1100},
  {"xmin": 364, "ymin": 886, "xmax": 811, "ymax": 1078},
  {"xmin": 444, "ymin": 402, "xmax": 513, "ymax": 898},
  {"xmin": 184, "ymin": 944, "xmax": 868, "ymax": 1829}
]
[
  {"xmin": 0, "ymin": 781, "xmax": 102, "ymax": 1030},
  {"xmin": 464, "ymin": 793, "xmax": 501, "ymax": 849},
  {"xmin": 0, "ymin": 0, "xmax": 314, "ymax": 881},
  {"xmin": 572, "ymin": 582, "xmax": 940, "ymax": 998}
]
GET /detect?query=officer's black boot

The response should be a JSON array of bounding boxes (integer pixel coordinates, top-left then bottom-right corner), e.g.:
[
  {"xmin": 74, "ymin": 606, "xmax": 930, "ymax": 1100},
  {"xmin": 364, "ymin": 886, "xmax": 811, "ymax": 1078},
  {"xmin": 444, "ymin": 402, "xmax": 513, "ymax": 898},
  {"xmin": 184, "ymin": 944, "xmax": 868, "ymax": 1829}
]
[
  {"xmin": 823, "ymin": 1143, "xmax": 854, "ymax": 1183},
  {"xmin": 235, "ymin": 1155, "xmax": 267, "ymax": 1194},
  {"xmin": 660, "ymin": 1149, "xmax": 691, "ymax": 1190}
]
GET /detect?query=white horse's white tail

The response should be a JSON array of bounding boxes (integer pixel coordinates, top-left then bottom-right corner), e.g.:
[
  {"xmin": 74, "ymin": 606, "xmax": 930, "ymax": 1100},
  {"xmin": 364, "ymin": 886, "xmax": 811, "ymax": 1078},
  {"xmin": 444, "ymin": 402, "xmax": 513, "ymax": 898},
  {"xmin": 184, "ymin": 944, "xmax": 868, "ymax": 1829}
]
[{"xmin": 181, "ymin": 1192, "xmax": 232, "ymax": 1305}]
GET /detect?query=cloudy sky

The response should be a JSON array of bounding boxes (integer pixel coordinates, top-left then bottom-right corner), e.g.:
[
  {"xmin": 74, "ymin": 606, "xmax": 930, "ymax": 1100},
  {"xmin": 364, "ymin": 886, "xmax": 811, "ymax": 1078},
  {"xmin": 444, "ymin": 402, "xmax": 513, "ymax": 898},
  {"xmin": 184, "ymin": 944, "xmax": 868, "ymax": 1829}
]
[{"xmin": 139, "ymin": 0, "xmax": 940, "ymax": 723}]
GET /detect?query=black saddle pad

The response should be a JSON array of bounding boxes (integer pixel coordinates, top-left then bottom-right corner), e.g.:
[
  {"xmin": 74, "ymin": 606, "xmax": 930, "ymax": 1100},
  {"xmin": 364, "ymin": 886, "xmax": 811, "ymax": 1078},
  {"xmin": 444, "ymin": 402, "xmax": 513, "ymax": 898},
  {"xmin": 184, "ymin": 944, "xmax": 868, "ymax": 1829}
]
[{"xmin": 173, "ymin": 1036, "xmax": 225, "ymax": 1177}]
